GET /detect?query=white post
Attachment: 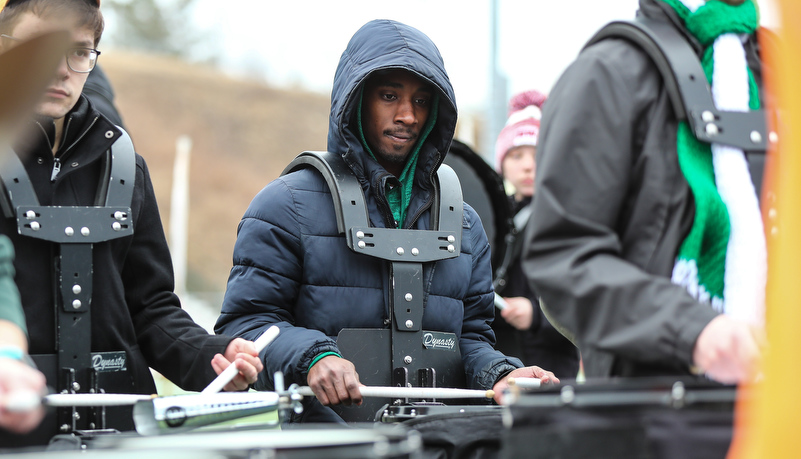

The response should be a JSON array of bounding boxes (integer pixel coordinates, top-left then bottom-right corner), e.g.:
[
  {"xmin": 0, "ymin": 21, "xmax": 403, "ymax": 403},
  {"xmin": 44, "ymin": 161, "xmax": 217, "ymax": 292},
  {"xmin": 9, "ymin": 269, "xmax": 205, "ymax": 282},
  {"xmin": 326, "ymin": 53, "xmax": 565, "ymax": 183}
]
[{"xmin": 170, "ymin": 135, "xmax": 192, "ymax": 299}]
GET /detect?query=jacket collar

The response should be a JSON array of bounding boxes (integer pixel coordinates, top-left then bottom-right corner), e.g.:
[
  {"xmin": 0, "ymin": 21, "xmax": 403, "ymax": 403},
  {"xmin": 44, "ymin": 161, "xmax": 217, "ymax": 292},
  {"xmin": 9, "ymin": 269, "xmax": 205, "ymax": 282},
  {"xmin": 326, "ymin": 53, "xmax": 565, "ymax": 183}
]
[
  {"xmin": 639, "ymin": 0, "xmax": 704, "ymax": 54},
  {"xmin": 16, "ymin": 95, "xmax": 122, "ymax": 168}
]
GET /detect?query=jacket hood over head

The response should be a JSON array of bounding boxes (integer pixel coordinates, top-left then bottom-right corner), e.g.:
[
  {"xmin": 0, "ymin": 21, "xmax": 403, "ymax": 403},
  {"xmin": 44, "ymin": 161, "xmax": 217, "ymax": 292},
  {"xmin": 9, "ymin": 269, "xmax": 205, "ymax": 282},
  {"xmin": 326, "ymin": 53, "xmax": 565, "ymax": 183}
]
[{"xmin": 327, "ymin": 19, "xmax": 458, "ymax": 183}]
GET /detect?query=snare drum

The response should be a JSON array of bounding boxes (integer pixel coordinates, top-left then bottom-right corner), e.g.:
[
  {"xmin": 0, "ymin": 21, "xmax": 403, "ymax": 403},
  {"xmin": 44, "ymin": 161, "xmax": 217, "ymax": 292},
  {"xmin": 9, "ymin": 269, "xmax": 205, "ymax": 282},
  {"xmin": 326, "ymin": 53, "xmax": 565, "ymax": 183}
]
[
  {"xmin": 121, "ymin": 424, "xmax": 416, "ymax": 458},
  {"xmin": 502, "ymin": 377, "xmax": 739, "ymax": 459},
  {"xmin": 1, "ymin": 424, "xmax": 420, "ymax": 459}
]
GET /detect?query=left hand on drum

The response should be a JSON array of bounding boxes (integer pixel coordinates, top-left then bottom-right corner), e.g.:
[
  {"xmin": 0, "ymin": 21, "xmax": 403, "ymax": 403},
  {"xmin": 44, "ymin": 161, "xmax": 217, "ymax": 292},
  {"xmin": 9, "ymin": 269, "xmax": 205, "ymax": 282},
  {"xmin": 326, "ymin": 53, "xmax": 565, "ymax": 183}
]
[
  {"xmin": 307, "ymin": 355, "xmax": 363, "ymax": 407},
  {"xmin": 492, "ymin": 366, "xmax": 559, "ymax": 404}
]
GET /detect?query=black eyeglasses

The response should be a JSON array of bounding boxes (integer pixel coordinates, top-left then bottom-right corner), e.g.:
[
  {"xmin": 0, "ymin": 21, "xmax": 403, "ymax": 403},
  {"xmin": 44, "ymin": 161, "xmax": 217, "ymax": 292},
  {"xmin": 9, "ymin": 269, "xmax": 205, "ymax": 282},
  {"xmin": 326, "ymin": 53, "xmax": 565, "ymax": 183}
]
[
  {"xmin": 1, "ymin": 33, "xmax": 100, "ymax": 73},
  {"xmin": 3, "ymin": 0, "xmax": 100, "ymax": 7}
]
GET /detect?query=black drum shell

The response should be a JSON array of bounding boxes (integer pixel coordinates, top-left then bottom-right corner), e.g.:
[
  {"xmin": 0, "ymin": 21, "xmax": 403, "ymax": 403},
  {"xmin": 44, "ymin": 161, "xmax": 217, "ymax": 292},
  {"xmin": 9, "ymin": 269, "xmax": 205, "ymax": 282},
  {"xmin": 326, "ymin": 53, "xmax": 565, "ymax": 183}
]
[
  {"xmin": 444, "ymin": 140, "xmax": 513, "ymax": 281},
  {"xmin": 501, "ymin": 377, "xmax": 738, "ymax": 459}
]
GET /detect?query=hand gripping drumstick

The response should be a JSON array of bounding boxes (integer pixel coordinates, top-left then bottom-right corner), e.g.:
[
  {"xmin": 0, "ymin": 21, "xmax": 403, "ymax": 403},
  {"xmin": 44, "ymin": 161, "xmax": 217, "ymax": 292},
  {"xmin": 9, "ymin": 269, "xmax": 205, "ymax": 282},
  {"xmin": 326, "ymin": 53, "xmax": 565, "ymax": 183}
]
[
  {"xmin": 507, "ymin": 377, "xmax": 542, "ymax": 389},
  {"xmin": 5, "ymin": 324, "xmax": 278, "ymax": 411},
  {"xmin": 201, "ymin": 326, "xmax": 280, "ymax": 395},
  {"xmin": 296, "ymin": 385, "xmax": 495, "ymax": 400}
]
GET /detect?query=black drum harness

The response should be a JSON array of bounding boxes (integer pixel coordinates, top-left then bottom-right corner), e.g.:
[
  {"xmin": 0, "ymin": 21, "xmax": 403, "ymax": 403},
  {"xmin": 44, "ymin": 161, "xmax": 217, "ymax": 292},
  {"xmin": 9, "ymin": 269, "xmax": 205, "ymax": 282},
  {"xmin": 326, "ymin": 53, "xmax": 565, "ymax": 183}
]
[
  {"xmin": 0, "ymin": 129, "xmax": 135, "ymax": 433},
  {"xmin": 282, "ymin": 151, "xmax": 469, "ymax": 422},
  {"xmin": 585, "ymin": 16, "xmax": 770, "ymax": 169}
]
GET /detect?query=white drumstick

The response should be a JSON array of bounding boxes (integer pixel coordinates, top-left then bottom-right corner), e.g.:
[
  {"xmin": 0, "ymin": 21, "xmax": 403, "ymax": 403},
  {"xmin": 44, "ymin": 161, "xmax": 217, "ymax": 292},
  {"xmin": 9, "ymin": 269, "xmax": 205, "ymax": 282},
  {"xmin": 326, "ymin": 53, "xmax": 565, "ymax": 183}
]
[
  {"xmin": 494, "ymin": 293, "xmax": 508, "ymax": 311},
  {"xmin": 201, "ymin": 326, "xmax": 280, "ymax": 395},
  {"xmin": 4, "ymin": 391, "xmax": 154, "ymax": 411},
  {"xmin": 507, "ymin": 377, "xmax": 542, "ymax": 389},
  {"xmin": 45, "ymin": 393, "xmax": 155, "ymax": 407},
  {"xmin": 297, "ymin": 385, "xmax": 494, "ymax": 400}
]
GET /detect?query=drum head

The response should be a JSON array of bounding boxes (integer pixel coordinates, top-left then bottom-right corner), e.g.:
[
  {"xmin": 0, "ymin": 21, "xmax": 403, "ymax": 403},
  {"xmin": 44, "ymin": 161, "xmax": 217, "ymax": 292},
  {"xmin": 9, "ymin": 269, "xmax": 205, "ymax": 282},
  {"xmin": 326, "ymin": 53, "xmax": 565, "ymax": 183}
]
[{"xmin": 443, "ymin": 140, "xmax": 513, "ymax": 280}]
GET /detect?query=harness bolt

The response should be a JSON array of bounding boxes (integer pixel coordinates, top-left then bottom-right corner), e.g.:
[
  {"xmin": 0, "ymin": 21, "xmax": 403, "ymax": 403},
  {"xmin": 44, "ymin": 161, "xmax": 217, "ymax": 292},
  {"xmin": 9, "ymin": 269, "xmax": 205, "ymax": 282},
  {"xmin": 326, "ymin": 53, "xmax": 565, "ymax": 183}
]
[
  {"xmin": 447, "ymin": 245, "xmax": 455, "ymax": 253},
  {"xmin": 404, "ymin": 356, "xmax": 412, "ymax": 364},
  {"xmin": 81, "ymin": 227, "xmax": 90, "ymax": 236},
  {"xmin": 357, "ymin": 241, "xmax": 366, "ymax": 249},
  {"xmin": 411, "ymin": 248, "xmax": 419, "ymax": 256},
  {"xmin": 356, "ymin": 231, "xmax": 365, "ymax": 239},
  {"xmin": 405, "ymin": 293, "xmax": 413, "ymax": 302},
  {"xmin": 72, "ymin": 382, "xmax": 80, "ymax": 391},
  {"xmin": 750, "ymin": 130, "xmax": 762, "ymax": 144},
  {"xmin": 72, "ymin": 284, "xmax": 82, "ymax": 295},
  {"xmin": 72, "ymin": 300, "xmax": 82, "ymax": 309},
  {"xmin": 30, "ymin": 221, "xmax": 40, "ymax": 231},
  {"xmin": 447, "ymin": 235, "xmax": 455, "ymax": 243},
  {"xmin": 701, "ymin": 110, "xmax": 715, "ymax": 122},
  {"xmin": 769, "ymin": 131, "xmax": 779, "ymax": 143},
  {"xmin": 396, "ymin": 247, "xmax": 405, "ymax": 256},
  {"xmin": 114, "ymin": 211, "xmax": 127, "ymax": 221},
  {"xmin": 112, "ymin": 222, "xmax": 122, "ymax": 231},
  {"xmin": 405, "ymin": 320, "xmax": 413, "ymax": 329},
  {"xmin": 25, "ymin": 210, "xmax": 36, "ymax": 219},
  {"xmin": 705, "ymin": 123, "xmax": 719, "ymax": 136},
  {"xmin": 65, "ymin": 227, "xmax": 74, "ymax": 236}
]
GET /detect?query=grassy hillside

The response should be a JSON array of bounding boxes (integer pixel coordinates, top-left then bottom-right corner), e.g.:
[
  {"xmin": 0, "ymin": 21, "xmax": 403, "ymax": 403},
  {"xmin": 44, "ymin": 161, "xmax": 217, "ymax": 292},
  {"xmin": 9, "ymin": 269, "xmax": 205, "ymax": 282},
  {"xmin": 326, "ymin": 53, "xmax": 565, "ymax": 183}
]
[{"xmin": 102, "ymin": 51, "xmax": 331, "ymax": 293}]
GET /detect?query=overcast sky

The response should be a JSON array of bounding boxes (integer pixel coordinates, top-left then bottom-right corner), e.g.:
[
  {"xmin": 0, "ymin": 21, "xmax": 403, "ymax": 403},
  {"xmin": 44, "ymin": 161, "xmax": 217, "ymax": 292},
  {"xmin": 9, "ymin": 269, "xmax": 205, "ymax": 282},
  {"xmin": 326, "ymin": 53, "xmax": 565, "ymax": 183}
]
[
  {"xmin": 103, "ymin": 0, "xmax": 779, "ymax": 151},
  {"xmin": 187, "ymin": 0, "xmax": 639, "ymax": 111},
  {"xmin": 182, "ymin": 1, "xmax": 778, "ymax": 109}
]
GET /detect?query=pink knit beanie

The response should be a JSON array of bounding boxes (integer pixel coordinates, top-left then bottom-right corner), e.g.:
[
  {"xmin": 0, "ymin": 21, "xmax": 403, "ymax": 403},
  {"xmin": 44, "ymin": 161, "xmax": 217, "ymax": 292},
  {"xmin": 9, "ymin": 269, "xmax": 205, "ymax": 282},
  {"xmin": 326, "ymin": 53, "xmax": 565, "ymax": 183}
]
[{"xmin": 494, "ymin": 89, "xmax": 547, "ymax": 174}]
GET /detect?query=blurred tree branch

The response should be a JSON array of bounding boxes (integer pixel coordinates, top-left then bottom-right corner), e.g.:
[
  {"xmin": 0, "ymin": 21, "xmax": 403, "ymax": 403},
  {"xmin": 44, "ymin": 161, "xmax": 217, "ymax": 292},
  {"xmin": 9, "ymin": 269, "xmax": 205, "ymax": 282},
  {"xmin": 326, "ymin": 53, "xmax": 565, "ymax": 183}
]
[{"xmin": 103, "ymin": 0, "xmax": 213, "ymax": 60}]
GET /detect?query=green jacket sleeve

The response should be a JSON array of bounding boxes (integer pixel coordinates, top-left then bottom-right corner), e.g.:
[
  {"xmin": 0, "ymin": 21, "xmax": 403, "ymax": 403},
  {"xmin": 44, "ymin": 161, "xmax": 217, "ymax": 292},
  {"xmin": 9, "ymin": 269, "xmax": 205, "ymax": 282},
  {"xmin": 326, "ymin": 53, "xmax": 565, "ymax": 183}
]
[{"xmin": 0, "ymin": 235, "xmax": 26, "ymax": 335}]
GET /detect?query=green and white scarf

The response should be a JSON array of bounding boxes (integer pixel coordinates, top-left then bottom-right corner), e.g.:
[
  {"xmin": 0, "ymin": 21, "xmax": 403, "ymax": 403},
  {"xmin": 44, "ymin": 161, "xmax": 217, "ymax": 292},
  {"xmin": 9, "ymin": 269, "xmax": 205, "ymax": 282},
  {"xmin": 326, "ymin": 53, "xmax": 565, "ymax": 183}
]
[{"xmin": 662, "ymin": 0, "xmax": 766, "ymax": 326}]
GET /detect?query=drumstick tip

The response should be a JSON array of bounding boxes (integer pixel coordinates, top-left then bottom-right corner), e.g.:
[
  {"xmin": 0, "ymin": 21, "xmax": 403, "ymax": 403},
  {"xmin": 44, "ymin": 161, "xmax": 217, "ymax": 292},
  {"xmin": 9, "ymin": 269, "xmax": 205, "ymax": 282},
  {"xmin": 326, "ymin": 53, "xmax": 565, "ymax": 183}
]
[{"xmin": 486, "ymin": 389, "xmax": 495, "ymax": 399}]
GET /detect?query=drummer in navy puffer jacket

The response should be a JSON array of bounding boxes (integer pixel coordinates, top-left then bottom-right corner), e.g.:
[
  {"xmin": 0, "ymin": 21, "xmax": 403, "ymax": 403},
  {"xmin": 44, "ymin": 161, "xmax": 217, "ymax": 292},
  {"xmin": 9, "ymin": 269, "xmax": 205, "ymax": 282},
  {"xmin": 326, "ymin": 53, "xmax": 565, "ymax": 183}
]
[{"xmin": 215, "ymin": 19, "xmax": 558, "ymax": 422}]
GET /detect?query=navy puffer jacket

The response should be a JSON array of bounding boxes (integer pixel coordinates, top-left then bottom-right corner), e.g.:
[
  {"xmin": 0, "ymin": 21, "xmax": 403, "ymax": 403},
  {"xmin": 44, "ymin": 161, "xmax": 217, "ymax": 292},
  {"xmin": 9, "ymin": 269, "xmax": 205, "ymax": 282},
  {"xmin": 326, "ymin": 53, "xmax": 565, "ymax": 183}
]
[{"xmin": 215, "ymin": 19, "xmax": 522, "ymax": 392}]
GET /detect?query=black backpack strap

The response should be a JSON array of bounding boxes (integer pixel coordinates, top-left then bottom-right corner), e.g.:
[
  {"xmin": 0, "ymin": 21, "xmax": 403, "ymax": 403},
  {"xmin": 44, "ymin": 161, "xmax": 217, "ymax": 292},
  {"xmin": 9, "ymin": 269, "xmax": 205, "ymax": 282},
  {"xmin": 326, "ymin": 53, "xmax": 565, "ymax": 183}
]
[{"xmin": 584, "ymin": 17, "xmax": 768, "ymax": 154}]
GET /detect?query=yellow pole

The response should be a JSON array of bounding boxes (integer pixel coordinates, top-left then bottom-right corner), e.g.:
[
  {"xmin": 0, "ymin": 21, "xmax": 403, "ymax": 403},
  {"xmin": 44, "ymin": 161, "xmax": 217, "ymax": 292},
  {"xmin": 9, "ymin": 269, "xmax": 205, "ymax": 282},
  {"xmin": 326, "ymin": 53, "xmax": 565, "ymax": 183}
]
[{"xmin": 729, "ymin": 2, "xmax": 801, "ymax": 457}]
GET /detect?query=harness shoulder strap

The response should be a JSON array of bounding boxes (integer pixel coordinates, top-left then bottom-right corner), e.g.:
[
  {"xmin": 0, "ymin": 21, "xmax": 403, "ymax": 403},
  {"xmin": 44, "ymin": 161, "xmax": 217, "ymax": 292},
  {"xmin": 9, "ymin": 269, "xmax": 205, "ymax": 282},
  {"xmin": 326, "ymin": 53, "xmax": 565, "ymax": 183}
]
[
  {"xmin": 584, "ymin": 17, "xmax": 768, "ymax": 154},
  {"xmin": 282, "ymin": 151, "xmax": 464, "ymax": 259}
]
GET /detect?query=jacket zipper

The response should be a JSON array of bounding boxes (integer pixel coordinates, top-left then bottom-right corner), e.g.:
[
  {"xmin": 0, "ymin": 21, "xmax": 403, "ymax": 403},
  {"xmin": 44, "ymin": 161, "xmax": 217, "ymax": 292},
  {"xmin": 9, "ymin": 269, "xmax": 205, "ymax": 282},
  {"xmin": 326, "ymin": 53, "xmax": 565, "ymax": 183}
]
[
  {"xmin": 374, "ymin": 173, "xmax": 399, "ymax": 228},
  {"xmin": 50, "ymin": 158, "xmax": 62, "ymax": 182},
  {"xmin": 403, "ymin": 167, "xmax": 438, "ymax": 229},
  {"xmin": 50, "ymin": 116, "xmax": 99, "ymax": 182}
]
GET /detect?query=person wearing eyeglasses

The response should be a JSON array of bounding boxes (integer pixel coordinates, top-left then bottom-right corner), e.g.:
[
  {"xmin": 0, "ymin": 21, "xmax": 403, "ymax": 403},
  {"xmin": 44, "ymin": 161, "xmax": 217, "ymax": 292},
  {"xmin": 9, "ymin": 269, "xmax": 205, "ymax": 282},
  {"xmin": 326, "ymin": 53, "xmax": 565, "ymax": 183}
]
[{"xmin": 0, "ymin": 0, "xmax": 263, "ymax": 447}]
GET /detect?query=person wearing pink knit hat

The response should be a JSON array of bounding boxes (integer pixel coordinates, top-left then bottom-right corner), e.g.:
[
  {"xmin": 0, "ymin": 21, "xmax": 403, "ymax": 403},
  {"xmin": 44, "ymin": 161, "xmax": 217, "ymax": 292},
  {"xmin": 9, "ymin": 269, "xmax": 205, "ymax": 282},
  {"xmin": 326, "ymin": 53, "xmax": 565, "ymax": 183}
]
[
  {"xmin": 494, "ymin": 89, "xmax": 545, "ymax": 198},
  {"xmin": 492, "ymin": 90, "xmax": 580, "ymax": 378}
]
